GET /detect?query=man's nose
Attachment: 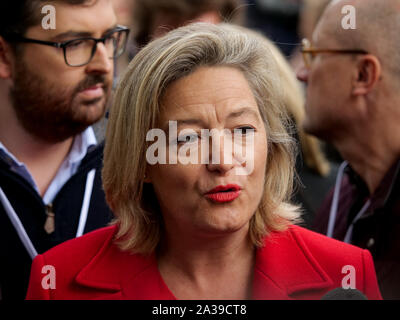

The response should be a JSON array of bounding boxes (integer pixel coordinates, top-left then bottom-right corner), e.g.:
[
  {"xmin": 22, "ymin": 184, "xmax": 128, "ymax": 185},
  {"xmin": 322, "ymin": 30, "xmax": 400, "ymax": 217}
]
[
  {"xmin": 85, "ymin": 42, "xmax": 113, "ymax": 75},
  {"xmin": 296, "ymin": 65, "xmax": 309, "ymax": 83}
]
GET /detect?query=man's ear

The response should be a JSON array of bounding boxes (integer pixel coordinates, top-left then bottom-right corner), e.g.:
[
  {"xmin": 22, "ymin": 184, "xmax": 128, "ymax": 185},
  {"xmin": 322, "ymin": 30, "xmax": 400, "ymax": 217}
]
[
  {"xmin": 352, "ymin": 54, "xmax": 381, "ymax": 96},
  {"xmin": 0, "ymin": 37, "xmax": 14, "ymax": 79}
]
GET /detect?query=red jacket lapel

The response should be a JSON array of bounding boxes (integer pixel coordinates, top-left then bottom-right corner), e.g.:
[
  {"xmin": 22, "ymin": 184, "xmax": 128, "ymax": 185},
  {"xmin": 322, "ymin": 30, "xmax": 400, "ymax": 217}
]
[
  {"xmin": 74, "ymin": 227, "xmax": 175, "ymax": 299},
  {"xmin": 253, "ymin": 226, "xmax": 333, "ymax": 299}
]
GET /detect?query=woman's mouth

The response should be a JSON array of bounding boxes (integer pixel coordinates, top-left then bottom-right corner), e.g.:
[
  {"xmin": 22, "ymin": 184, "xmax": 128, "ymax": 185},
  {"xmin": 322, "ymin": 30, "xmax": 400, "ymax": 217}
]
[{"xmin": 204, "ymin": 184, "xmax": 241, "ymax": 203}]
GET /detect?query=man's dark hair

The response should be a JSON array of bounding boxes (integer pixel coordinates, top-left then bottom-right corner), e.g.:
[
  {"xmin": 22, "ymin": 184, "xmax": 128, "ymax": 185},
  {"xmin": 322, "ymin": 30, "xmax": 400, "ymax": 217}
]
[
  {"xmin": 0, "ymin": 0, "xmax": 97, "ymax": 56},
  {"xmin": 0, "ymin": 1, "xmax": 94, "ymax": 40}
]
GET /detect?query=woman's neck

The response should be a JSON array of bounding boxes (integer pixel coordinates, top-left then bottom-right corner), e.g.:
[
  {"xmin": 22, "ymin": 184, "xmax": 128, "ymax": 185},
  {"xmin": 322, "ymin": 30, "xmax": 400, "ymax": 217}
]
[{"xmin": 157, "ymin": 226, "xmax": 256, "ymax": 299}]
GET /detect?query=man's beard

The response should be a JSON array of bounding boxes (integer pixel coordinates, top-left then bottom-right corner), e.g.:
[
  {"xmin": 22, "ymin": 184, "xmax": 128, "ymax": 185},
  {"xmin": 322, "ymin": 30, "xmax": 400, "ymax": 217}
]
[{"xmin": 10, "ymin": 60, "xmax": 111, "ymax": 143}]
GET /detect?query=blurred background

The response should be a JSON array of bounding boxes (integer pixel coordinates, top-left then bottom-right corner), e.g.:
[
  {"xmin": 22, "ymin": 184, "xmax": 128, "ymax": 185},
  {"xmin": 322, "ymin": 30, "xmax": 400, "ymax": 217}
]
[{"xmin": 112, "ymin": 0, "xmax": 332, "ymax": 70}]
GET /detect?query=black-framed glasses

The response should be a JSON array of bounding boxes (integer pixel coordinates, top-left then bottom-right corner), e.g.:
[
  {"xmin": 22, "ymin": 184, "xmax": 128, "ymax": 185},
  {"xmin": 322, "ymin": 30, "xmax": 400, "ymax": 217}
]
[
  {"xmin": 7, "ymin": 25, "xmax": 130, "ymax": 67},
  {"xmin": 301, "ymin": 38, "xmax": 369, "ymax": 69}
]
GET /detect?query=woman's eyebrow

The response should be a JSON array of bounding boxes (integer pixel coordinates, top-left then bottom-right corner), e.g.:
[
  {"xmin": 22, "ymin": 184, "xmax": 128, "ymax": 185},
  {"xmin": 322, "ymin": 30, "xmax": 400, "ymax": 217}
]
[
  {"xmin": 176, "ymin": 119, "xmax": 207, "ymax": 127},
  {"xmin": 226, "ymin": 107, "xmax": 260, "ymax": 122},
  {"xmin": 161, "ymin": 107, "xmax": 260, "ymax": 130},
  {"xmin": 161, "ymin": 119, "xmax": 206, "ymax": 132}
]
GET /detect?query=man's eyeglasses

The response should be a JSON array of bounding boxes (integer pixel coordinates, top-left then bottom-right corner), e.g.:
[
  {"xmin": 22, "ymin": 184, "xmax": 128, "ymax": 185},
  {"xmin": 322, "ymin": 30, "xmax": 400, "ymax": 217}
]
[
  {"xmin": 301, "ymin": 38, "xmax": 369, "ymax": 69},
  {"xmin": 7, "ymin": 25, "xmax": 130, "ymax": 67}
]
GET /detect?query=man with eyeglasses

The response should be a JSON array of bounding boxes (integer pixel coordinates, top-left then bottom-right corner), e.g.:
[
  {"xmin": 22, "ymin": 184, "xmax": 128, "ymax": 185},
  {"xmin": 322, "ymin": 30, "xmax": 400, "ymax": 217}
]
[
  {"xmin": 297, "ymin": 0, "xmax": 400, "ymax": 299},
  {"xmin": 0, "ymin": 0, "xmax": 129, "ymax": 299}
]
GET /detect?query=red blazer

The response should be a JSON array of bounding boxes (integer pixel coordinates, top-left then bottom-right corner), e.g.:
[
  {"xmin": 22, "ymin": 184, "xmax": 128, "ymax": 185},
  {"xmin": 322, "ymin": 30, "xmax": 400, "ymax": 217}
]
[{"xmin": 26, "ymin": 225, "xmax": 382, "ymax": 300}]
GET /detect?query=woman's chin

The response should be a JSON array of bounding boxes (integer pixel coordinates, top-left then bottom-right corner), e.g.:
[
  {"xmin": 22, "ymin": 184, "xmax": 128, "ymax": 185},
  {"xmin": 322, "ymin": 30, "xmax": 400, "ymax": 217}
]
[{"xmin": 193, "ymin": 216, "xmax": 250, "ymax": 237}]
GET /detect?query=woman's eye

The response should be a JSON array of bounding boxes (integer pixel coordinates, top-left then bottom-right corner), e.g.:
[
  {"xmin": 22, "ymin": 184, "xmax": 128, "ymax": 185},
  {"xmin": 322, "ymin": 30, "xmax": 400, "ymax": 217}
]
[
  {"xmin": 178, "ymin": 134, "xmax": 199, "ymax": 144},
  {"xmin": 234, "ymin": 126, "xmax": 255, "ymax": 135}
]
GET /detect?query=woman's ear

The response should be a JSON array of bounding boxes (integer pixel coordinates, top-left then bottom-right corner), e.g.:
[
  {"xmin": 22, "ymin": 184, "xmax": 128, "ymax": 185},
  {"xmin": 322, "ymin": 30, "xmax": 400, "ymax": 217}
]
[
  {"xmin": 0, "ymin": 37, "xmax": 14, "ymax": 79},
  {"xmin": 352, "ymin": 54, "xmax": 381, "ymax": 96}
]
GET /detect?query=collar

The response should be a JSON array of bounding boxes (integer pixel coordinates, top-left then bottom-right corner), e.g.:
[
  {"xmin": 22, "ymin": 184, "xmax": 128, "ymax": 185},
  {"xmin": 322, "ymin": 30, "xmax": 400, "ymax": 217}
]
[
  {"xmin": 0, "ymin": 127, "xmax": 96, "ymax": 168},
  {"xmin": 0, "ymin": 141, "xmax": 36, "ymax": 187},
  {"xmin": 74, "ymin": 226, "xmax": 176, "ymax": 299},
  {"xmin": 65, "ymin": 126, "xmax": 97, "ymax": 166},
  {"xmin": 346, "ymin": 158, "xmax": 400, "ymax": 212},
  {"xmin": 74, "ymin": 225, "xmax": 333, "ymax": 300},
  {"xmin": 252, "ymin": 225, "xmax": 333, "ymax": 299}
]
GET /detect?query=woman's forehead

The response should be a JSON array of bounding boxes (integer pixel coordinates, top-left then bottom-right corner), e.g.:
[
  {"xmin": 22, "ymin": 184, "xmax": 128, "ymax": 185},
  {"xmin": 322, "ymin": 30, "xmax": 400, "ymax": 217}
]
[{"xmin": 158, "ymin": 66, "xmax": 260, "ymax": 122}]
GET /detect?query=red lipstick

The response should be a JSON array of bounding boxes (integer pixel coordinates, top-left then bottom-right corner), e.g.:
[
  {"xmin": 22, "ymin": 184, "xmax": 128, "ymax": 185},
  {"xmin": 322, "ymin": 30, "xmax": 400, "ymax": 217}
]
[{"xmin": 204, "ymin": 184, "xmax": 241, "ymax": 203}]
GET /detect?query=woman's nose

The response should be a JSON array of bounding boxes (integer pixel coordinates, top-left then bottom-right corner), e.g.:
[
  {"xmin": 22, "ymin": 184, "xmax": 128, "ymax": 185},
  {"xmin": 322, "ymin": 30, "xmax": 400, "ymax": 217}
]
[{"xmin": 206, "ymin": 131, "xmax": 236, "ymax": 174}]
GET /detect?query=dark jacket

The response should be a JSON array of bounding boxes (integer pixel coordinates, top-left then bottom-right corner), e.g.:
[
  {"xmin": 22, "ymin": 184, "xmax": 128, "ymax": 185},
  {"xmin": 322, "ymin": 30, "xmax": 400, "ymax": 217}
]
[
  {"xmin": 0, "ymin": 143, "xmax": 113, "ymax": 300},
  {"xmin": 313, "ymin": 159, "xmax": 400, "ymax": 299}
]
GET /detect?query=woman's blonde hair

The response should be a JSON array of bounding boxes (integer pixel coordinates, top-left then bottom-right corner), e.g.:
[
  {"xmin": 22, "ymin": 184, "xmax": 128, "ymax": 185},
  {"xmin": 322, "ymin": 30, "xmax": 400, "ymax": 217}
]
[
  {"xmin": 103, "ymin": 23, "xmax": 301, "ymax": 254},
  {"xmin": 252, "ymin": 31, "xmax": 330, "ymax": 176}
]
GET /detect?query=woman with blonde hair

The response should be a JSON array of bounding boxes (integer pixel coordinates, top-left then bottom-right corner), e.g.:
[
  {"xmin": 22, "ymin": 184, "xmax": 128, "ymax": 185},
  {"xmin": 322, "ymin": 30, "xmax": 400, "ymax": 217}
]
[{"xmin": 27, "ymin": 23, "xmax": 381, "ymax": 300}]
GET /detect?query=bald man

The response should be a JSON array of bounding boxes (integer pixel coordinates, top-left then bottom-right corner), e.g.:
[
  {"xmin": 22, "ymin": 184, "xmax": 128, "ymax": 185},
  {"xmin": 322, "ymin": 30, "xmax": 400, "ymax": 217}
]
[{"xmin": 297, "ymin": 0, "xmax": 400, "ymax": 299}]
